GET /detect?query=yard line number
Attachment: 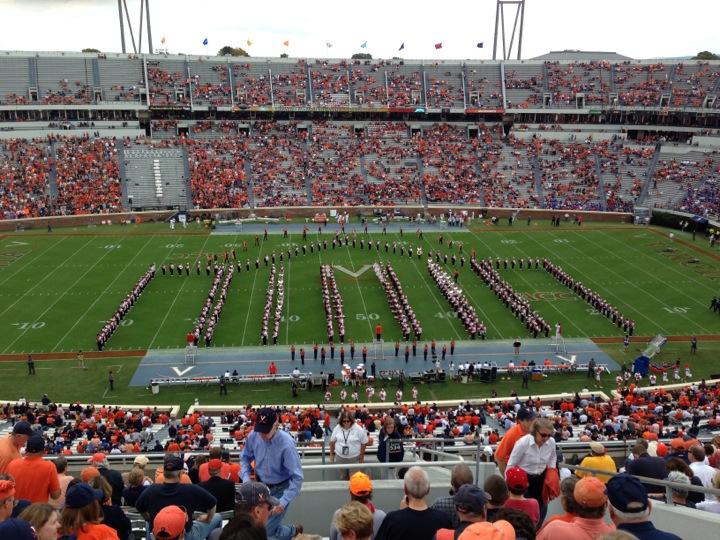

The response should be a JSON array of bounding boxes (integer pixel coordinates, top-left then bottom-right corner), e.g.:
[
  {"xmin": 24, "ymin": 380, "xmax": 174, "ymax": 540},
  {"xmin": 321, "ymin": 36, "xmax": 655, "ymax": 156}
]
[{"xmin": 12, "ymin": 322, "xmax": 46, "ymax": 330}]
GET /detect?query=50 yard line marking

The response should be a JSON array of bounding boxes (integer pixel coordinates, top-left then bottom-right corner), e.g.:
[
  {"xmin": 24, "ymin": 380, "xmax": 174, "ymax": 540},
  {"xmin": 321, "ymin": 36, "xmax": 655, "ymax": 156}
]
[
  {"xmin": 50, "ymin": 235, "xmax": 156, "ymax": 352},
  {"xmin": 1, "ymin": 237, "xmax": 126, "ymax": 354},
  {"xmin": 0, "ymin": 237, "xmax": 94, "ymax": 320},
  {"xmin": 343, "ymin": 233, "xmax": 374, "ymax": 336}
]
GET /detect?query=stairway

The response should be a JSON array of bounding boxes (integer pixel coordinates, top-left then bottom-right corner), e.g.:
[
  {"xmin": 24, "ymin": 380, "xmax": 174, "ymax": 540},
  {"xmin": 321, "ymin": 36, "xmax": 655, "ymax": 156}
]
[
  {"xmin": 594, "ymin": 155, "xmax": 608, "ymax": 211},
  {"xmin": 636, "ymin": 143, "xmax": 662, "ymax": 206},
  {"xmin": 245, "ymin": 160, "xmax": 255, "ymax": 208},
  {"xmin": 416, "ymin": 156, "xmax": 429, "ymax": 208}
]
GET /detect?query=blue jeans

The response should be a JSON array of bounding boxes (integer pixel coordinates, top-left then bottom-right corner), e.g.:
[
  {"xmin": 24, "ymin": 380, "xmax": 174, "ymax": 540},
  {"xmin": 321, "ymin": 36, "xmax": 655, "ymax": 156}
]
[
  {"xmin": 186, "ymin": 514, "xmax": 222, "ymax": 540},
  {"xmin": 267, "ymin": 482, "xmax": 297, "ymax": 540}
]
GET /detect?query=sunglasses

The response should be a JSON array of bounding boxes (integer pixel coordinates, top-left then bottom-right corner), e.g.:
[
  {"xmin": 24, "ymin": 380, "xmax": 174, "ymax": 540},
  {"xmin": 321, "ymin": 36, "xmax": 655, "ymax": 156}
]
[
  {"xmin": 342, "ymin": 419, "xmax": 353, "ymax": 424},
  {"xmin": 537, "ymin": 432, "xmax": 553, "ymax": 438}
]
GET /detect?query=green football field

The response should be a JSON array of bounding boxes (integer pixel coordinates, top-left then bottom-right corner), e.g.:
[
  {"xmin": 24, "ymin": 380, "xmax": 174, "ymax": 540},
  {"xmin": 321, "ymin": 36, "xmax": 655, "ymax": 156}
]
[{"xmin": 0, "ymin": 221, "xmax": 718, "ymax": 356}]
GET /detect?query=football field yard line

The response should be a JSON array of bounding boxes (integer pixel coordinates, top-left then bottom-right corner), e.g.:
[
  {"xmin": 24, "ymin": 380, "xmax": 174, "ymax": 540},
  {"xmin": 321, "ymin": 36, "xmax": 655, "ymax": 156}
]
[
  {"xmin": 148, "ymin": 234, "xmax": 213, "ymax": 350},
  {"xmin": 398, "ymin": 234, "xmax": 462, "ymax": 340},
  {"xmin": 571, "ymin": 231, "xmax": 712, "ymax": 333},
  {"xmin": 517, "ymin": 231, "xmax": 669, "ymax": 333},
  {"xmin": 342, "ymin": 235, "xmax": 374, "ymax": 336},
  {"xmin": 0, "ymin": 236, "xmax": 66, "ymax": 286},
  {"xmin": 1, "ymin": 236, "xmax": 125, "ymax": 354},
  {"xmin": 50, "ymin": 235, "xmax": 156, "ymax": 352},
  {"xmin": 239, "ymin": 236, "xmax": 266, "ymax": 346},
  {"xmin": 417, "ymin": 233, "xmax": 504, "ymax": 337},
  {"xmin": 284, "ymin": 231, "xmax": 292, "ymax": 345},
  {"xmin": 595, "ymin": 229, "xmax": 716, "ymax": 296},
  {"xmin": 0, "ymin": 236, "xmax": 94, "ymax": 319}
]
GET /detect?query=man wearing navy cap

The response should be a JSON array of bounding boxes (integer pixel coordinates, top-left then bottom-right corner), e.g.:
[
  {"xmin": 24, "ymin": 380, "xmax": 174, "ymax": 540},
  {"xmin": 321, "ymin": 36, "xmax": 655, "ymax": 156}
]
[
  {"xmin": 241, "ymin": 407, "xmax": 304, "ymax": 540},
  {"xmin": 6, "ymin": 435, "xmax": 60, "ymax": 503},
  {"xmin": 607, "ymin": 473, "xmax": 681, "ymax": 540},
  {"xmin": 209, "ymin": 482, "xmax": 281, "ymax": 540},
  {"xmin": 136, "ymin": 455, "xmax": 221, "ymax": 540},
  {"xmin": 434, "ymin": 484, "xmax": 491, "ymax": 538},
  {"xmin": 0, "ymin": 421, "xmax": 33, "ymax": 474}
]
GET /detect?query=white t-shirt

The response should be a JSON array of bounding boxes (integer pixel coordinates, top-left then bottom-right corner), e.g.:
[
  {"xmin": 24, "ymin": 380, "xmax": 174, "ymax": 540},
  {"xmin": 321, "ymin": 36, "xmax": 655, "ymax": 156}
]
[{"xmin": 330, "ymin": 423, "xmax": 369, "ymax": 459}]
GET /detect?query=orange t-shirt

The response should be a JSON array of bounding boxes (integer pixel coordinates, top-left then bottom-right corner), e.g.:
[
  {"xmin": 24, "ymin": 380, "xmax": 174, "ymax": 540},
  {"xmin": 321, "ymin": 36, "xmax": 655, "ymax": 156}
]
[
  {"xmin": 6, "ymin": 455, "xmax": 60, "ymax": 503},
  {"xmin": 494, "ymin": 423, "xmax": 527, "ymax": 464},
  {"xmin": 0, "ymin": 435, "xmax": 22, "ymax": 474}
]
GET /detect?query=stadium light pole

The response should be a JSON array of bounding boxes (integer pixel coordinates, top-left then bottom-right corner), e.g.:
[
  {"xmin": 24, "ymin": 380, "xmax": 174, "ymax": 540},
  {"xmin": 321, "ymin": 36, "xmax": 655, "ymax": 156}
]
[
  {"xmin": 492, "ymin": 0, "xmax": 526, "ymax": 60},
  {"xmin": 117, "ymin": 0, "xmax": 155, "ymax": 54},
  {"xmin": 117, "ymin": 0, "xmax": 126, "ymax": 53}
]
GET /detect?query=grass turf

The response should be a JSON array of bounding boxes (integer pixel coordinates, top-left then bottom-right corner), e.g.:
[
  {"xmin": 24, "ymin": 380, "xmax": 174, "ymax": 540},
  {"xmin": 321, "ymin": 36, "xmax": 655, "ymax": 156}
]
[
  {"xmin": 0, "ymin": 342, "xmax": 718, "ymax": 411},
  {"xmin": 0, "ymin": 221, "xmax": 718, "ymax": 356}
]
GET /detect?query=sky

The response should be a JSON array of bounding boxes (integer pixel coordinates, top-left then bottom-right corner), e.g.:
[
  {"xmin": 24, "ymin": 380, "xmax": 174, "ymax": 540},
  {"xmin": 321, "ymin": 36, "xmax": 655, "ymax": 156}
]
[{"xmin": 0, "ymin": 0, "xmax": 718, "ymax": 60}]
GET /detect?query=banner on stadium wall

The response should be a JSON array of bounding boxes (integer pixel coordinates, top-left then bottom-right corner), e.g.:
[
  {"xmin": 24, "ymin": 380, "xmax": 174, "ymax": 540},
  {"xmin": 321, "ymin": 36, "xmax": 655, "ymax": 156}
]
[{"xmin": 465, "ymin": 108, "xmax": 504, "ymax": 114}]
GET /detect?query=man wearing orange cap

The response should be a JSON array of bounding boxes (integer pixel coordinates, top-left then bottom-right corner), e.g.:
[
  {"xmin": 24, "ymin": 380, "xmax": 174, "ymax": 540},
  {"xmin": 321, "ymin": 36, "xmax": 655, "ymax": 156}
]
[
  {"xmin": 88, "ymin": 452, "xmax": 124, "ymax": 505},
  {"xmin": 537, "ymin": 477, "xmax": 615, "ymax": 539},
  {"xmin": 0, "ymin": 422, "xmax": 33, "ymax": 474},
  {"xmin": 0, "ymin": 479, "xmax": 16, "ymax": 523},
  {"xmin": 329, "ymin": 472, "xmax": 387, "ymax": 540},
  {"xmin": 199, "ymin": 459, "xmax": 235, "ymax": 512}
]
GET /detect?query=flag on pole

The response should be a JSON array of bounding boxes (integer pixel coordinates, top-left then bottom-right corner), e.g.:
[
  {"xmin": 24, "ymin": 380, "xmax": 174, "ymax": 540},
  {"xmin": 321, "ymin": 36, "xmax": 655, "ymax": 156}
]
[
  {"xmin": 434, "ymin": 42, "xmax": 442, "ymax": 50},
  {"xmin": 160, "ymin": 36, "xmax": 166, "ymax": 44},
  {"xmin": 360, "ymin": 41, "xmax": 367, "ymax": 48},
  {"xmin": 283, "ymin": 40, "xmax": 289, "ymax": 47},
  {"xmin": 477, "ymin": 42, "xmax": 484, "ymax": 48},
  {"xmin": 398, "ymin": 43, "xmax": 405, "ymax": 51},
  {"xmin": 326, "ymin": 42, "xmax": 333, "ymax": 48},
  {"xmin": 202, "ymin": 38, "xmax": 208, "ymax": 46},
  {"xmin": 247, "ymin": 39, "xmax": 253, "ymax": 47}
]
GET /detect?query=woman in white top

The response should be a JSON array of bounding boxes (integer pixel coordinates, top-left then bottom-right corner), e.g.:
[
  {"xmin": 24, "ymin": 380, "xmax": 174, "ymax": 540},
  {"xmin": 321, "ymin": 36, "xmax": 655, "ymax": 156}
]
[
  {"xmin": 696, "ymin": 470, "xmax": 720, "ymax": 514},
  {"xmin": 330, "ymin": 412, "xmax": 369, "ymax": 480}
]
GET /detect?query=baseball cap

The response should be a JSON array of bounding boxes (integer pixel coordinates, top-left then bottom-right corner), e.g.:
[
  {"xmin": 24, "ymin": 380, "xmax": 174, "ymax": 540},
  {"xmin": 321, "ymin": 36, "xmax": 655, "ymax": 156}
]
[
  {"xmin": 574, "ymin": 476, "xmax": 608, "ymax": 508},
  {"xmin": 25, "ymin": 435, "xmax": 45, "ymax": 453},
  {"xmin": 670, "ymin": 438, "xmax": 685, "ymax": 450},
  {"xmin": 133, "ymin": 455, "xmax": 150, "ymax": 467},
  {"xmin": 349, "ymin": 472, "xmax": 373, "ymax": 496},
  {"xmin": 607, "ymin": 473, "xmax": 649, "ymax": 513},
  {"xmin": 517, "ymin": 408, "xmax": 536, "ymax": 422},
  {"xmin": 0, "ymin": 519, "xmax": 36, "ymax": 540},
  {"xmin": 12, "ymin": 421, "xmax": 33, "ymax": 436},
  {"xmin": 235, "ymin": 481, "xmax": 280, "ymax": 508},
  {"xmin": 0, "ymin": 479, "xmax": 15, "ymax": 499},
  {"xmin": 65, "ymin": 483, "xmax": 104, "ymax": 509},
  {"xmin": 655, "ymin": 442, "xmax": 668, "ymax": 457},
  {"xmin": 207, "ymin": 458, "xmax": 223, "ymax": 471},
  {"xmin": 164, "ymin": 455, "xmax": 184, "ymax": 472},
  {"xmin": 80, "ymin": 466, "xmax": 101, "ymax": 483},
  {"xmin": 88, "ymin": 452, "xmax": 107, "ymax": 464},
  {"xmin": 505, "ymin": 466, "xmax": 529, "ymax": 491},
  {"xmin": 153, "ymin": 505, "xmax": 188, "ymax": 539},
  {"xmin": 458, "ymin": 520, "xmax": 516, "ymax": 540},
  {"xmin": 454, "ymin": 484, "xmax": 490, "ymax": 514},
  {"xmin": 589, "ymin": 441, "xmax": 605, "ymax": 454},
  {"xmin": 254, "ymin": 408, "xmax": 278, "ymax": 434}
]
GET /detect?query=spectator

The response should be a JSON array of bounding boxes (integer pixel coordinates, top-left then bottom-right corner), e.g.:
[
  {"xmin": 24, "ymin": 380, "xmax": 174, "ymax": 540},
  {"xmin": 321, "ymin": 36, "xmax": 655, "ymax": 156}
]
[
  {"xmin": 334, "ymin": 501, "xmax": 374, "ymax": 540},
  {"xmin": 0, "ymin": 479, "xmax": 17, "ymax": 524},
  {"xmin": 483, "ymin": 475, "xmax": 509, "ymax": 522},
  {"xmin": 503, "ymin": 466, "xmax": 539, "ymax": 527},
  {"xmin": 543, "ymin": 476, "xmax": 580, "ymax": 525},
  {"xmin": 665, "ymin": 471, "xmax": 694, "ymax": 508},
  {"xmin": 153, "ymin": 505, "xmax": 188, "ymax": 540},
  {"xmin": 495, "ymin": 408, "xmax": 536, "ymax": 474},
  {"xmin": 136, "ymin": 455, "xmax": 221, "ymax": 540},
  {"xmin": 198, "ymin": 448, "xmax": 233, "ymax": 483},
  {"xmin": 664, "ymin": 458, "xmax": 704, "ymax": 505},
  {"xmin": 577, "ymin": 442, "xmax": 617, "ymax": 483},
  {"xmin": 51, "ymin": 457, "xmax": 74, "ymax": 509},
  {"xmin": 435, "ymin": 484, "xmax": 491, "ymax": 539},
  {"xmin": 537, "ymin": 476, "xmax": 615, "ymax": 539},
  {"xmin": 60, "ymin": 483, "xmax": 120, "ymax": 540},
  {"xmin": 456, "ymin": 519, "xmax": 517, "ymax": 540},
  {"xmin": 606, "ymin": 474, "xmax": 681, "ymax": 540},
  {"xmin": 625, "ymin": 443, "xmax": 666, "ymax": 496},
  {"xmin": 6, "ymin": 435, "xmax": 61, "ymax": 504},
  {"xmin": 687, "ymin": 445, "xmax": 717, "ymax": 499},
  {"xmin": 506, "ymin": 418, "xmax": 557, "ymax": 522},
  {"xmin": 199, "ymin": 459, "xmax": 236, "ymax": 513},
  {"xmin": 431, "ymin": 463, "xmax": 474, "ymax": 528},
  {"xmin": 487, "ymin": 508, "xmax": 530, "ymax": 539},
  {"xmin": 375, "ymin": 466, "xmax": 452, "ymax": 540},
  {"xmin": 330, "ymin": 472, "xmax": 386, "ymax": 540},
  {"xmin": 18, "ymin": 503, "xmax": 60, "ymax": 540},
  {"xmin": 696, "ymin": 470, "xmax": 720, "ymax": 514},
  {"xmin": 210, "ymin": 481, "xmax": 278, "ymax": 540},
  {"xmin": 240, "ymin": 407, "xmax": 303, "ymax": 540},
  {"xmin": 122, "ymin": 468, "xmax": 147, "ymax": 507},
  {"xmin": 330, "ymin": 412, "xmax": 369, "ymax": 480},
  {"xmin": 0, "ymin": 421, "xmax": 33, "ymax": 474},
  {"xmin": 0, "ymin": 518, "xmax": 39, "ymax": 540},
  {"xmin": 88, "ymin": 453, "xmax": 124, "ymax": 506},
  {"xmin": 377, "ymin": 416, "xmax": 404, "ymax": 464},
  {"xmin": 89, "ymin": 476, "xmax": 131, "ymax": 540}
]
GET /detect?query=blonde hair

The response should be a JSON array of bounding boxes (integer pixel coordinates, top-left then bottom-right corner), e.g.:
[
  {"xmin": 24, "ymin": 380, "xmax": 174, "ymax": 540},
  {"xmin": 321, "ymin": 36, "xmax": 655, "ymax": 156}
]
[
  {"xmin": 531, "ymin": 418, "xmax": 554, "ymax": 435},
  {"xmin": 89, "ymin": 475, "xmax": 112, "ymax": 503},
  {"xmin": 127, "ymin": 467, "xmax": 145, "ymax": 487},
  {"xmin": 334, "ymin": 501, "xmax": 373, "ymax": 539},
  {"xmin": 18, "ymin": 503, "xmax": 57, "ymax": 532}
]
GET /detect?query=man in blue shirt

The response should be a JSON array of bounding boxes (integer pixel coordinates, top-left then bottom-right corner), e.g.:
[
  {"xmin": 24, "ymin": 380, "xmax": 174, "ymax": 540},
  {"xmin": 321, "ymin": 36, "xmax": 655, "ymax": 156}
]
[
  {"xmin": 607, "ymin": 474, "xmax": 681, "ymax": 540},
  {"xmin": 241, "ymin": 407, "xmax": 304, "ymax": 540}
]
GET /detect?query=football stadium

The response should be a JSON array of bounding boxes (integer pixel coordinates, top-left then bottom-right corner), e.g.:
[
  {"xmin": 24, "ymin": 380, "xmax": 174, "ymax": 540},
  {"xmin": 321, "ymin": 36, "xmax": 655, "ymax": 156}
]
[{"xmin": 0, "ymin": 1, "xmax": 719, "ymax": 538}]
